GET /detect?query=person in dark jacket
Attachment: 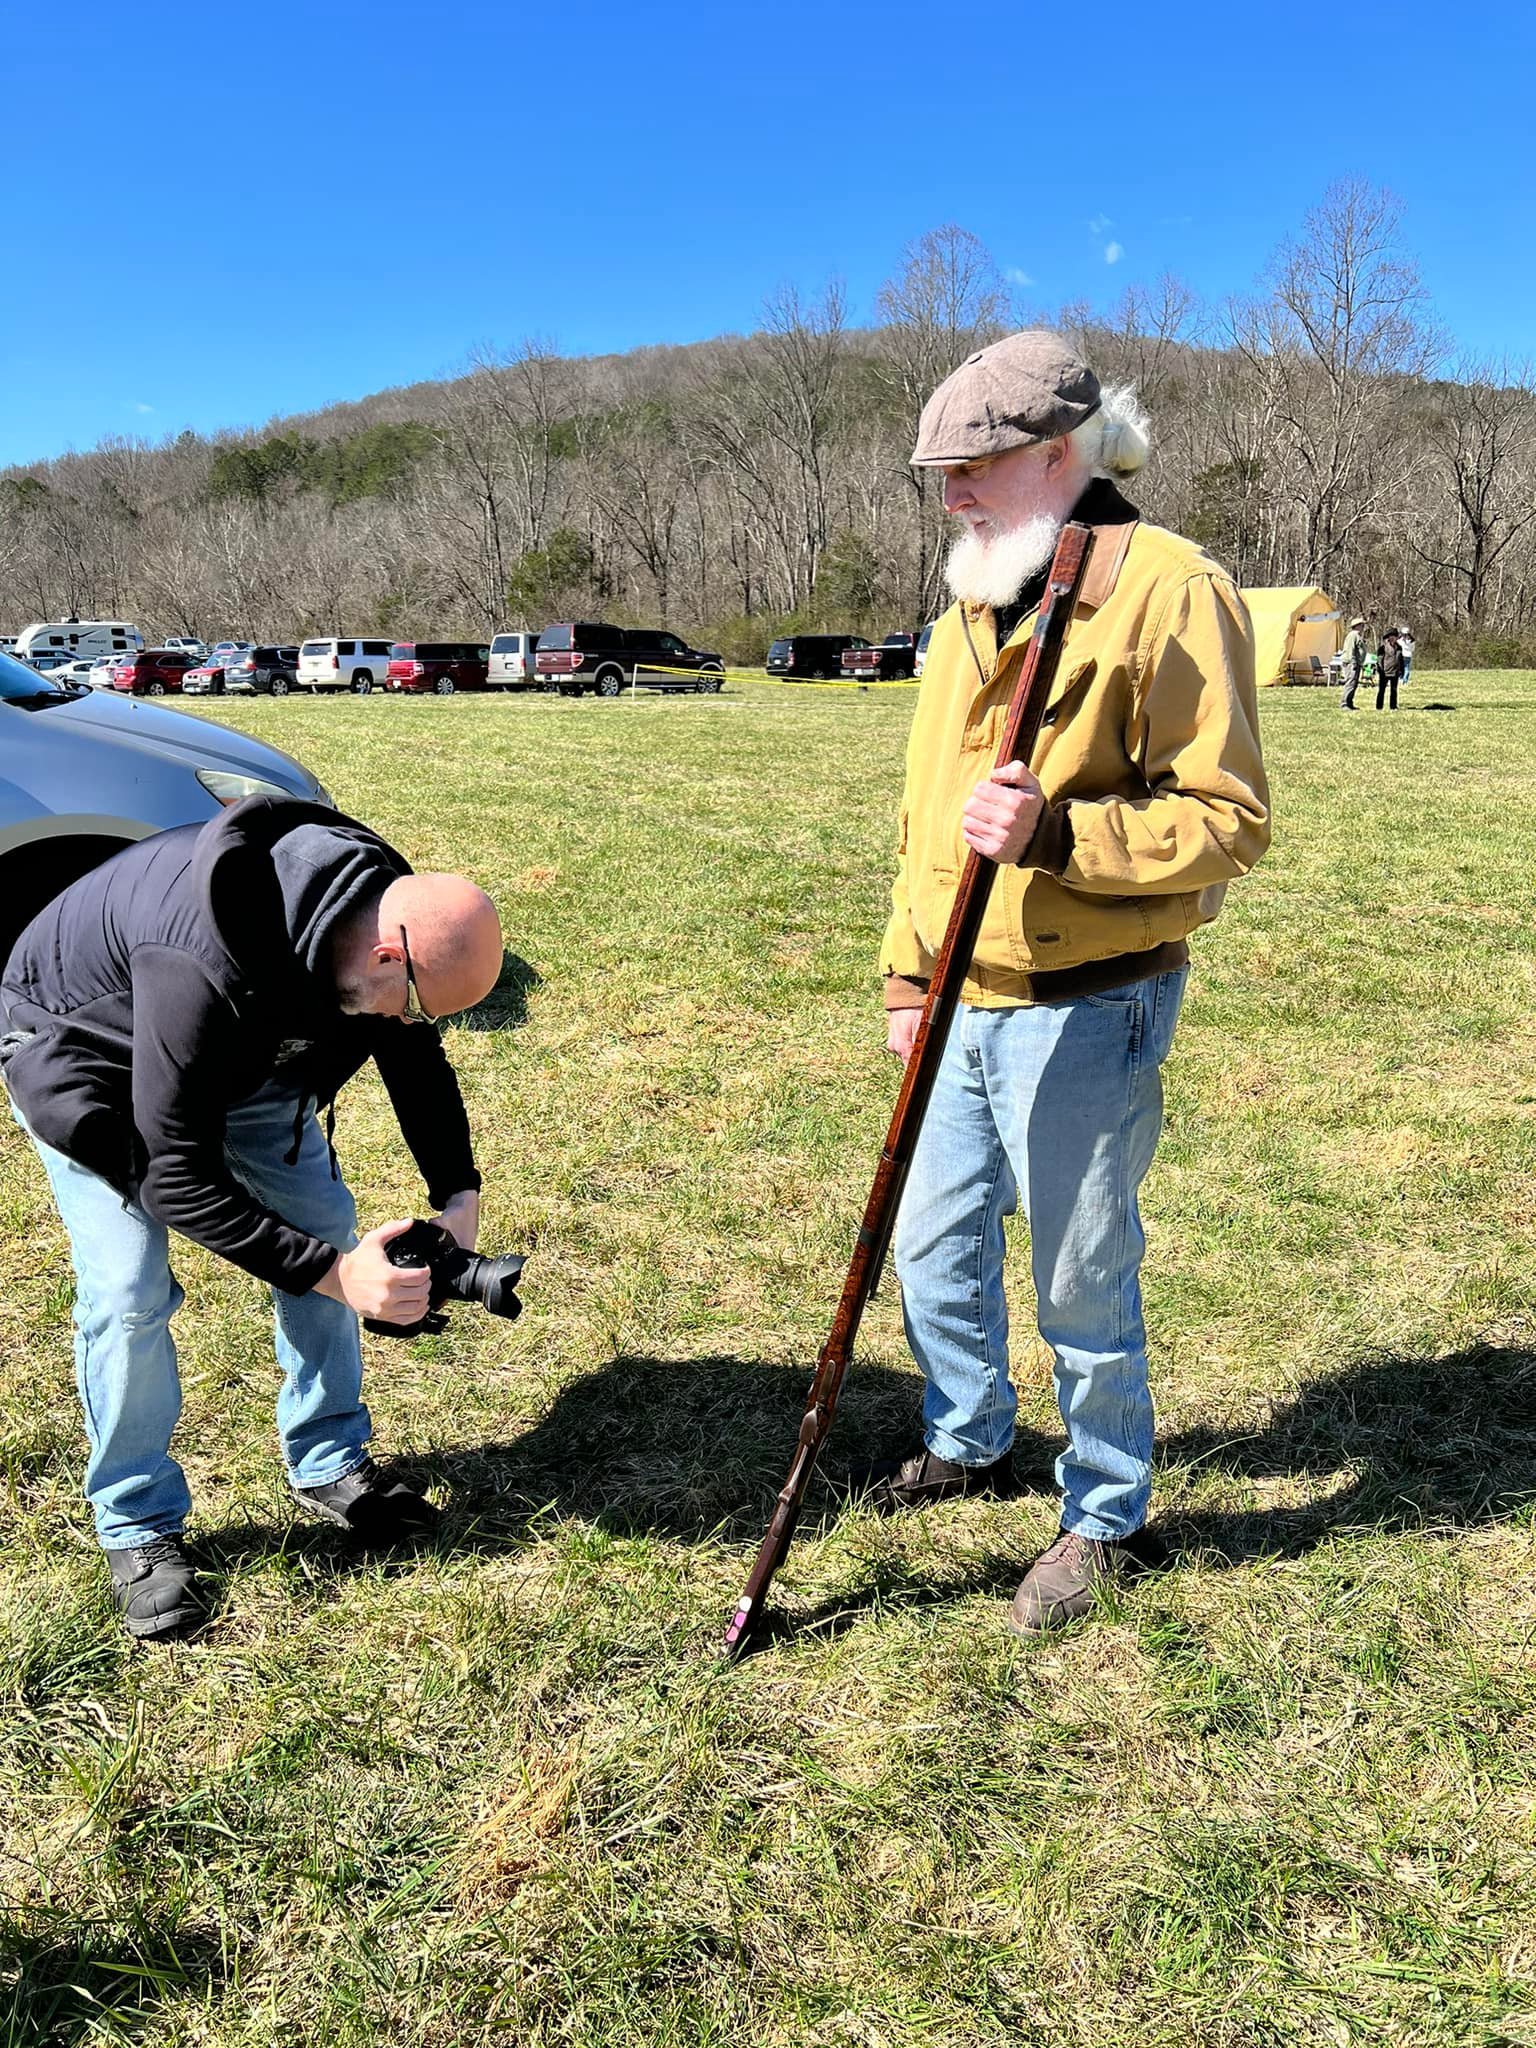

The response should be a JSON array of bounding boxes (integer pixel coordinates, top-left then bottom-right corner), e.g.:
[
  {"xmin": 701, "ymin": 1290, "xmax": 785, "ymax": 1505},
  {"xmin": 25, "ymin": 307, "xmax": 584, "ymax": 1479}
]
[
  {"xmin": 0, "ymin": 797, "xmax": 504, "ymax": 1641},
  {"xmin": 1375, "ymin": 627, "xmax": 1404, "ymax": 711}
]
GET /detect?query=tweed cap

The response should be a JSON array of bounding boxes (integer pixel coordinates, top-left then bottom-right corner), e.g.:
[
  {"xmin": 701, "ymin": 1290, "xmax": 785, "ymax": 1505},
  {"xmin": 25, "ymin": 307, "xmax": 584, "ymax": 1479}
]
[{"xmin": 911, "ymin": 329, "xmax": 1102, "ymax": 467}]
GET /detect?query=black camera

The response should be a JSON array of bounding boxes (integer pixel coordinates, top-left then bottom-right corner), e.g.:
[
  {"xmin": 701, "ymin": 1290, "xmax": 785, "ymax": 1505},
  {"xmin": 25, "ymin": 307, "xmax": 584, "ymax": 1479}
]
[{"xmin": 362, "ymin": 1219, "xmax": 527, "ymax": 1339}]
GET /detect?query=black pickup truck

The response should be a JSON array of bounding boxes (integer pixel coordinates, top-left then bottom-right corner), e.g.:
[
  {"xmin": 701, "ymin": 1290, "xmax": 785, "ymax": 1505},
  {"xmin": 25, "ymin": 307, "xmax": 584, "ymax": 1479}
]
[{"xmin": 841, "ymin": 631, "xmax": 920, "ymax": 682}]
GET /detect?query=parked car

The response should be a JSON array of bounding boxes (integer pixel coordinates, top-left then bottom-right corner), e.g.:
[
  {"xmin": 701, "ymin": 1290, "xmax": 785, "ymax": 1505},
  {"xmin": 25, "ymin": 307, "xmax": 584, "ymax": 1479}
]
[
  {"xmin": 842, "ymin": 632, "xmax": 920, "ymax": 682},
  {"xmin": 87, "ymin": 655, "xmax": 122, "ymax": 690},
  {"xmin": 14, "ymin": 620, "xmax": 143, "ymax": 664},
  {"xmin": 26, "ymin": 650, "xmax": 77, "ymax": 672},
  {"xmin": 765, "ymin": 633, "xmax": 870, "ymax": 681},
  {"xmin": 162, "ymin": 637, "xmax": 207, "ymax": 660},
  {"xmin": 296, "ymin": 637, "xmax": 395, "ymax": 694},
  {"xmin": 181, "ymin": 651, "xmax": 256, "ymax": 700},
  {"xmin": 386, "ymin": 643, "xmax": 491, "ymax": 695},
  {"xmin": 222, "ymin": 646, "xmax": 299, "ymax": 696},
  {"xmin": 914, "ymin": 621, "xmax": 937, "ymax": 679},
  {"xmin": 0, "ymin": 648, "xmax": 330, "ymax": 966},
  {"xmin": 535, "ymin": 622, "xmax": 725, "ymax": 697},
  {"xmin": 49, "ymin": 659, "xmax": 100, "ymax": 689},
  {"xmin": 487, "ymin": 630, "xmax": 542, "ymax": 689},
  {"xmin": 111, "ymin": 648, "xmax": 201, "ymax": 696}
]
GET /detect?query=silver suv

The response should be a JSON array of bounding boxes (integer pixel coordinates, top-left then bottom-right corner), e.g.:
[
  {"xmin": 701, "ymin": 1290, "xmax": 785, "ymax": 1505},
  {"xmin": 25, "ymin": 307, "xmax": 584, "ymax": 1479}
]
[{"xmin": 0, "ymin": 652, "xmax": 331, "ymax": 964}]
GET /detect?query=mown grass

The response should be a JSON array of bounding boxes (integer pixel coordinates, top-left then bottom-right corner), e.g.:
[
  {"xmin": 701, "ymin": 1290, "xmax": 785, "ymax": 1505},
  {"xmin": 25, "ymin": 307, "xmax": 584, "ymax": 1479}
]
[{"xmin": 2, "ymin": 672, "xmax": 1535, "ymax": 2047}]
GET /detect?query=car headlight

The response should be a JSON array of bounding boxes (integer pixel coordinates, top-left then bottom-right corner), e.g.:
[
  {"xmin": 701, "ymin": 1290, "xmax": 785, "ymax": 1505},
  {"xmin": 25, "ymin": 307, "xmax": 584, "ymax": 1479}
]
[{"xmin": 195, "ymin": 769, "xmax": 300, "ymax": 807}]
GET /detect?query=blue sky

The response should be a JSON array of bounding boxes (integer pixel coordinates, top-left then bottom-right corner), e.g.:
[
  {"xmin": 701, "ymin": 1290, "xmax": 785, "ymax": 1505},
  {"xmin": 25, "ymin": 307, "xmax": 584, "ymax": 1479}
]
[{"xmin": 4, "ymin": 0, "xmax": 1534, "ymax": 468}]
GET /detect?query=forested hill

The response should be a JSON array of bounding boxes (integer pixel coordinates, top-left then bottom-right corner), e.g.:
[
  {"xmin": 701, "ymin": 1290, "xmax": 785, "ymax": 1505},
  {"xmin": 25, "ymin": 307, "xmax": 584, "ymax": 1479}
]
[{"xmin": 4, "ymin": 195, "xmax": 1533, "ymax": 664}]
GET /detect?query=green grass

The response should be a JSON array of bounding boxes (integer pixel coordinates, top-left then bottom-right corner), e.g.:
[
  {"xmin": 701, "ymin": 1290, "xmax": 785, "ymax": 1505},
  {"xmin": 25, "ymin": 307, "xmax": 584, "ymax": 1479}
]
[{"xmin": 3, "ymin": 672, "xmax": 1536, "ymax": 2047}]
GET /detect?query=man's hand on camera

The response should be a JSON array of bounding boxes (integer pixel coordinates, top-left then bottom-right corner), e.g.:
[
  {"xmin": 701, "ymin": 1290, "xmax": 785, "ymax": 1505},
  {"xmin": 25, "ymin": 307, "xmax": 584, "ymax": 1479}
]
[
  {"xmin": 433, "ymin": 1190, "xmax": 480, "ymax": 1253},
  {"xmin": 316, "ymin": 1219, "xmax": 433, "ymax": 1325}
]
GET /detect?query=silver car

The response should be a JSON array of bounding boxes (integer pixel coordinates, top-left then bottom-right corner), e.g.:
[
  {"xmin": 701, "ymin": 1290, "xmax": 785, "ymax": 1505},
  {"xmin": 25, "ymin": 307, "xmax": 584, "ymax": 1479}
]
[{"xmin": 0, "ymin": 651, "xmax": 332, "ymax": 963}]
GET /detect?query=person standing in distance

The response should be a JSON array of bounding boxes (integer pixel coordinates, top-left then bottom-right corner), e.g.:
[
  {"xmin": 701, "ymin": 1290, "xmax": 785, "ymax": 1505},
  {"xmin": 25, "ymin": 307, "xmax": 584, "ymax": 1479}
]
[
  {"xmin": 865, "ymin": 330, "xmax": 1270, "ymax": 1632},
  {"xmin": 1, "ymin": 798, "xmax": 504, "ymax": 1642},
  {"xmin": 1339, "ymin": 616, "xmax": 1369, "ymax": 709}
]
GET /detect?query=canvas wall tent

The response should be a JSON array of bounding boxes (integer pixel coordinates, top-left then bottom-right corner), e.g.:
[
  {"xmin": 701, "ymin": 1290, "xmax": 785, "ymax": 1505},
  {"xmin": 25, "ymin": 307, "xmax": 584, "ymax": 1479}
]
[{"xmin": 1241, "ymin": 587, "xmax": 1342, "ymax": 686}]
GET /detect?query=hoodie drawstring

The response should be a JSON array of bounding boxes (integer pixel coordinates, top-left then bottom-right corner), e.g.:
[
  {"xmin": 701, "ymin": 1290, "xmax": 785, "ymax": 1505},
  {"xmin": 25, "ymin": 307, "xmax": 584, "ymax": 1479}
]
[{"xmin": 284, "ymin": 1094, "xmax": 339, "ymax": 1181}]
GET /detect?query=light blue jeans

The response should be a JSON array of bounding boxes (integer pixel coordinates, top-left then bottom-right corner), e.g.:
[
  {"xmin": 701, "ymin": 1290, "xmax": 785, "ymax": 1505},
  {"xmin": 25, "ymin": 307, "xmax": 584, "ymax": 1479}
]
[
  {"xmin": 15, "ymin": 1082, "xmax": 371, "ymax": 1549},
  {"xmin": 893, "ymin": 970, "xmax": 1187, "ymax": 1541}
]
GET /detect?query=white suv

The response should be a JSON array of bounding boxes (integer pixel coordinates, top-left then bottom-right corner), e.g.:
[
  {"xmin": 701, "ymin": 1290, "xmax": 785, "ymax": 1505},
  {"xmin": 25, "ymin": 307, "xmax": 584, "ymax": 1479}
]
[
  {"xmin": 296, "ymin": 636, "xmax": 395, "ymax": 694},
  {"xmin": 487, "ymin": 631, "xmax": 541, "ymax": 689}
]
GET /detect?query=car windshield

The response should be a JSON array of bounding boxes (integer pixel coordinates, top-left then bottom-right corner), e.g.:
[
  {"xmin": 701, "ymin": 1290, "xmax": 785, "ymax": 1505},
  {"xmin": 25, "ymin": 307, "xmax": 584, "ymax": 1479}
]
[{"xmin": 0, "ymin": 650, "xmax": 74, "ymax": 704}]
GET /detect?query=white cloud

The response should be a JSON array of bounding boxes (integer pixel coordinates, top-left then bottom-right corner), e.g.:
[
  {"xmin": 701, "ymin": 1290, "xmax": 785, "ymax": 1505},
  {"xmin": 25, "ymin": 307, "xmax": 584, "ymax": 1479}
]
[
  {"xmin": 1088, "ymin": 213, "xmax": 1112, "ymax": 236},
  {"xmin": 1104, "ymin": 241, "xmax": 1124, "ymax": 265},
  {"xmin": 133, "ymin": 402, "xmax": 155, "ymax": 415},
  {"xmin": 1005, "ymin": 266, "xmax": 1034, "ymax": 287}
]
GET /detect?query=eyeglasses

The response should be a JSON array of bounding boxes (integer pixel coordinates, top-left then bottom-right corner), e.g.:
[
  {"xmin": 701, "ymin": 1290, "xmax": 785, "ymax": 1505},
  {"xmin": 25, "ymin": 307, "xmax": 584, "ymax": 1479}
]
[{"xmin": 399, "ymin": 925, "xmax": 438, "ymax": 1024}]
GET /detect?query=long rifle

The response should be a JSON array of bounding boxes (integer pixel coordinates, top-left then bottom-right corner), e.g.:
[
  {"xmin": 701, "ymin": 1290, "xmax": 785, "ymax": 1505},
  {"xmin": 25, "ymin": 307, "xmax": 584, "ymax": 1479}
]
[{"xmin": 721, "ymin": 521, "xmax": 1095, "ymax": 1659}]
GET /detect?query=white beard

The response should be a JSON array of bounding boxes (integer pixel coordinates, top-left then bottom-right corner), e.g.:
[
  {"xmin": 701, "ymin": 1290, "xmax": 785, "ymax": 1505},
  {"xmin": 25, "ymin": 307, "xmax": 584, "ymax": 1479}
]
[{"xmin": 945, "ymin": 514, "xmax": 1062, "ymax": 608}]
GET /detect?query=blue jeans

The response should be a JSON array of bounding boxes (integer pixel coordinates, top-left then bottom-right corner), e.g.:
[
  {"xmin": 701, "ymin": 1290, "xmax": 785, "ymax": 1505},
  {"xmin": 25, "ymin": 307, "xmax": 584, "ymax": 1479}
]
[
  {"xmin": 14, "ymin": 1082, "xmax": 371, "ymax": 1549},
  {"xmin": 893, "ymin": 970, "xmax": 1186, "ymax": 1540}
]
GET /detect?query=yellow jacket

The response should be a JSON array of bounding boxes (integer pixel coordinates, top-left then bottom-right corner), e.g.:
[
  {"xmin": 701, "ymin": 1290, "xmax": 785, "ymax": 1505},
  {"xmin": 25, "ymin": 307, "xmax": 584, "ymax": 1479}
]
[{"xmin": 881, "ymin": 493, "xmax": 1271, "ymax": 1008}]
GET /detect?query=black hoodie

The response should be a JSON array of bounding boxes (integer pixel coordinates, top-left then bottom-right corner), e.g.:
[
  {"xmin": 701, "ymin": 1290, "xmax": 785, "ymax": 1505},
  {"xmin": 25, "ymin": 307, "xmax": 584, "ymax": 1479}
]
[{"xmin": 1, "ymin": 797, "xmax": 480, "ymax": 1293}]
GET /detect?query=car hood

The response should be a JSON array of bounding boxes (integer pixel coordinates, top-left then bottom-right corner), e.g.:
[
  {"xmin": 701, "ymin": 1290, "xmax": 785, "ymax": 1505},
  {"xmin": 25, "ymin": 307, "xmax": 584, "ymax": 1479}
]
[{"xmin": 50, "ymin": 688, "xmax": 324, "ymax": 797}]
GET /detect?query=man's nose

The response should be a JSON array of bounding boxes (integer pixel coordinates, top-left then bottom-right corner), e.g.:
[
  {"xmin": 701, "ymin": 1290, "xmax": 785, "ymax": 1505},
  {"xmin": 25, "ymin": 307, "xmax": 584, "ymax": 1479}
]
[{"xmin": 942, "ymin": 472, "xmax": 973, "ymax": 515}]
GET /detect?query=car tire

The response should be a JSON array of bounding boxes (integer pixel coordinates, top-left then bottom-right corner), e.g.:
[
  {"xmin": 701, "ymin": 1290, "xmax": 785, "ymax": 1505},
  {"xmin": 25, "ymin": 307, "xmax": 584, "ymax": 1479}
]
[
  {"xmin": 269, "ymin": 675, "xmax": 290, "ymax": 697},
  {"xmin": 700, "ymin": 668, "xmax": 723, "ymax": 694},
  {"xmin": 595, "ymin": 667, "xmax": 624, "ymax": 699},
  {"xmin": 147, "ymin": 680, "xmax": 166, "ymax": 696},
  {"xmin": 433, "ymin": 676, "xmax": 455, "ymax": 695},
  {"xmin": 812, "ymin": 667, "xmax": 827, "ymax": 681},
  {"xmin": 352, "ymin": 673, "xmax": 373, "ymax": 695}
]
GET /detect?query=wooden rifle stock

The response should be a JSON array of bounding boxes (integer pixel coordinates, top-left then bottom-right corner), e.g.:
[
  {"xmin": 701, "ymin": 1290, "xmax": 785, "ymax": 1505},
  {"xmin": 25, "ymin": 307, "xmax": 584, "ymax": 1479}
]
[{"xmin": 721, "ymin": 522, "xmax": 1095, "ymax": 1658}]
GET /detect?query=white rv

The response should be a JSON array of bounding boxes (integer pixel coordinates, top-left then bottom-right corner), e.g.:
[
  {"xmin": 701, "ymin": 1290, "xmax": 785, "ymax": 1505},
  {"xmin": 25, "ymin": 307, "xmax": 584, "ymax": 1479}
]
[{"xmin": 14, "ymin": 620, "xmax": 144, "ymax": 664}]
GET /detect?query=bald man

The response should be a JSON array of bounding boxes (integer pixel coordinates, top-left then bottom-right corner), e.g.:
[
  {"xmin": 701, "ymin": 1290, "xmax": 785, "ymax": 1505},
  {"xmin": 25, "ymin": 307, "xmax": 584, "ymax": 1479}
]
[{"xmin": 0, "ymin": 797, "xmax": 503, "ymax": 1640}]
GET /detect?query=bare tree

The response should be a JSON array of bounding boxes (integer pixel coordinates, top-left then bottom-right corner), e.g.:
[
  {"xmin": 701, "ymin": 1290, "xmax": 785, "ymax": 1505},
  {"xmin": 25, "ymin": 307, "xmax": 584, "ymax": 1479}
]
[{"xmin": 1412, "ymin": 359, "xmax": 1536, "ymax": 622}]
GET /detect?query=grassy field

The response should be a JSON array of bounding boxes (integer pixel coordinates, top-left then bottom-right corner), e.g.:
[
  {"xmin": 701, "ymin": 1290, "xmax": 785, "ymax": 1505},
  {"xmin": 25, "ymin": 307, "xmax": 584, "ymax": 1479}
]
[{"xmin": 2, "ymin": 670, "xmax": 1535, "ymax": 2048}]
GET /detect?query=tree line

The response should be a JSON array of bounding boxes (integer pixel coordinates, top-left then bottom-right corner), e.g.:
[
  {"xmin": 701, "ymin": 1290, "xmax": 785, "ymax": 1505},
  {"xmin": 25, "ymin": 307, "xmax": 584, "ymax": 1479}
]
[{"xmin": 3, "ymin": 180, "xmax": 1533, "ymax": 666}]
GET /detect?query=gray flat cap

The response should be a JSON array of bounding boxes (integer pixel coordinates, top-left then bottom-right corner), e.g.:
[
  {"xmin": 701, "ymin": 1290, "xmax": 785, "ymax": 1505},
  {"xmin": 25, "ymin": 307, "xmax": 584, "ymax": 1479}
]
[{"xmin": 911, "ymin": 328, "xmax": 1101, "ymax": 467}]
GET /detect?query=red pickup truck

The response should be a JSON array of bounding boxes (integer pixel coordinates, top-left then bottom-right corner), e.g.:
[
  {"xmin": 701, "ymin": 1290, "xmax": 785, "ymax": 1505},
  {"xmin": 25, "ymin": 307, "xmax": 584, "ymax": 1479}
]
[{"xmin": 841, "ymin": 632, "xmax": 920, "ymax": 682}]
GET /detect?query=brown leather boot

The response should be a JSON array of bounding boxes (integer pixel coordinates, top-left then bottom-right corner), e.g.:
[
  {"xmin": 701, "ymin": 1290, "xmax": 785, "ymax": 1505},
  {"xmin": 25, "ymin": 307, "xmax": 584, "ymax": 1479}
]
[
  {"xmin": 845, "ymin": 1445, "xmax": 1016, "ymax": 1514},
  {"xmin": 1009, "ymin": 1526, "xmax": 1167, "ymax": 1634}
]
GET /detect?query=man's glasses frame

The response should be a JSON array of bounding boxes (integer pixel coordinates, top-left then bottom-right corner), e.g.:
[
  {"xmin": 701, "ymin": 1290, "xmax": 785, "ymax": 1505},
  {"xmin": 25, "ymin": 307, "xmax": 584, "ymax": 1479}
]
[{"xmin": 399, "ymin": 925, "xmax": 438, "ymax": 1024}]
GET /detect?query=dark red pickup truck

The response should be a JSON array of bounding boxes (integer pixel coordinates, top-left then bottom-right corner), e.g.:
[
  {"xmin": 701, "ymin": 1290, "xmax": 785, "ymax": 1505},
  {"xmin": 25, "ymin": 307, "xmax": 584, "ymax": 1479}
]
[{"xmin": 841, "ymin": 631, "xmax": 920, "ymax": 681}]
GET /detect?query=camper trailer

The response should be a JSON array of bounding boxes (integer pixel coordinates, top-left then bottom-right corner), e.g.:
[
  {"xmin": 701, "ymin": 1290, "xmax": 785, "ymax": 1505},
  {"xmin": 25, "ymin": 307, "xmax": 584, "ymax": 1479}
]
[{"xmin": 14, "ymin": 620, "xmax": 144, "ymax": 665}]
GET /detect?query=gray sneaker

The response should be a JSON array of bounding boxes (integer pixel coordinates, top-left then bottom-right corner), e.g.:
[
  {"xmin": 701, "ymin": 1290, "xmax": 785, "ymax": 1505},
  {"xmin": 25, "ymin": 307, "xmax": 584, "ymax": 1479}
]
[
  {"xmin": 105, "ymin": 1534, "xmax": 205, "ymax": 1642},
  {"xmin": 1009, "ymin": 1526, "xmax": 1167, "ymax": 1634},
  {"xmin": 292, "ymin": 1455, "xmax": 439, "ymax": 1543}
]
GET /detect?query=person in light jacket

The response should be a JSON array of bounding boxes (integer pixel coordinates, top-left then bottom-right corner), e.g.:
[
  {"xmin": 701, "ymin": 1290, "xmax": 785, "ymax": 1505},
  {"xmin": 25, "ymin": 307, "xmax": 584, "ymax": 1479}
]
[{"xmin": 864, "ymin": 330, "xmax": 1270, "ymax": 1632}]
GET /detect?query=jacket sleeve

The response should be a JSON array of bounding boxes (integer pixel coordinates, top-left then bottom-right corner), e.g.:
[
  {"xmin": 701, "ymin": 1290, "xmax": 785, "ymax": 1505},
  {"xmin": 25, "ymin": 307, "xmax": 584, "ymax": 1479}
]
[
  {"xmin": 1048, "ymin": 572, "xmax": 1271, "ymax": 897},
  {"xmin": 132, "ymin": 948, "xmax": 340, "ymax": 1293},
  {"xmin": 878, "ymin": 800, "xmax": 936, "ymax": 986},
  {"xmin": 370, "ymin": 1019, "xmax": 481, "ymax": 1208}
]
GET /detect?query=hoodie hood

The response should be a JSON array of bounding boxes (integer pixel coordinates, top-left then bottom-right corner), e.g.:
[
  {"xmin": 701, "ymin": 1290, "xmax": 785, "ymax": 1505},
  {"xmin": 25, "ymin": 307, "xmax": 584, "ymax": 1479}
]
[{"xmin": 194, "ymin": 797, "xmax": 411, "ymax": 999}]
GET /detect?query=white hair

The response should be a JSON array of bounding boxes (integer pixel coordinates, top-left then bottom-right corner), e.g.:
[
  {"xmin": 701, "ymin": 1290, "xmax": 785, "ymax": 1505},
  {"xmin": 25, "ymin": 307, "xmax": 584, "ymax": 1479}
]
[{"xmin": 1070, "ymin": 382, "xmax": 1152, "ymax": 478}]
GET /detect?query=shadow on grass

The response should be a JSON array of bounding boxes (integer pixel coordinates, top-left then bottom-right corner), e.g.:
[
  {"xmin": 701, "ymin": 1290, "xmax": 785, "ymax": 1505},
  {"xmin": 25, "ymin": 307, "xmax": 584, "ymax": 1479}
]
[
  {"xmin": 1161, "ymin": 1339, "xmax": 1536, "ymax": 1562},
  {"xmin": 458, "ymin": 949, "xmax": 540, "ymax": 1031},
  {"xmin": 0, "ymin": 1910, "xmax": 232, "ymax": 2045},
  {"xmin": 197, "ymin": 1343, "xmax": 1536, "ymax": 1631}
]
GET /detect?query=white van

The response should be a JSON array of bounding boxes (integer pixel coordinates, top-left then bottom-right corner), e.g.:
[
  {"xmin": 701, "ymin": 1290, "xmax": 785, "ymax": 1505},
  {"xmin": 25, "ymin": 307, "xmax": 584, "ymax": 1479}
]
[
  {"xmin": 15, "ymin": 620, "xmax": 143, "ymax": 664},
  {"xmin": 487, "ymin": 630, "xmax": 542, "ymax": 689},
  {"xmin": 295, "ymin": 636, "xmax": 395, "ymax": 694}
]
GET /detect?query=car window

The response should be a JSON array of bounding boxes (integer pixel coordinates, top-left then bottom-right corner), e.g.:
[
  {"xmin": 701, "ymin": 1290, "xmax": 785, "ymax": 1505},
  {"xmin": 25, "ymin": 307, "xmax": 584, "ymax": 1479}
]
[
  {"xmin": 334, "ymin": 641, "xmax": 355, "ymax": 656},
  {"xmin": 490, "ymin": 636, "xmax": 513, "ymax": 654},
  {"xmin": 539, "ymin": 625, "xmax": 573, "ymax": 651},
  {"xmin": 0, "ymin": 651, "xmax": 70, "ymax": 700},
  {"xmin": 362, "ymin": 641, "xmax": 390, "ymax": 657}
]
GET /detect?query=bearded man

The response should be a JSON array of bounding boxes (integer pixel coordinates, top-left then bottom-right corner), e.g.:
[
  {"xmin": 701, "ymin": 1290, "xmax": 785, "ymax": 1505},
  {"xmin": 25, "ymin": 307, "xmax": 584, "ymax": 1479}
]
[{"xmin": 867, "ymin": 330, "xmax": 1270, "ymax": 1632}]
